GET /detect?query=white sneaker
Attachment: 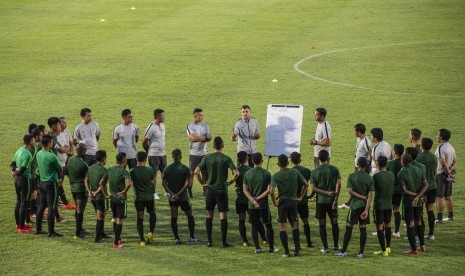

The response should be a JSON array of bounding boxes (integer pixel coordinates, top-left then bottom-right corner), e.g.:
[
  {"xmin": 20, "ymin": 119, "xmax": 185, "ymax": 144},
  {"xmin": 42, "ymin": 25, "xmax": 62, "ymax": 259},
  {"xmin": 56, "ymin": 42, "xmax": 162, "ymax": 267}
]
[
  {"xmin": 392, "ymin": 232, "xmax": 400, "ymax": 238},
  {"xmin": 372, "ymin": 232, "xmax": 378, "ymax": 236},
  {"xmin": 153, "ymin": 193, "xmax": 160, "ymax": 200},
  {"xmin": 425, "ymin": 235, "xmax": 435, "ymax": 240},
  {"xmin": 443, "ymin": 217, "xmax": 454, "ymax": 222},
  {"xmin": 338, "ymin": 204, "xmax": 349, "ymax": 209}
]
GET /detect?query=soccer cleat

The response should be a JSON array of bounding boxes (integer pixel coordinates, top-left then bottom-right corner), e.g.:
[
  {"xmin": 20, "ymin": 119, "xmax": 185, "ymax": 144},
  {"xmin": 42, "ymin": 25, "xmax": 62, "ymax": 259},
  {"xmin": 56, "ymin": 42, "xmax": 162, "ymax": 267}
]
[
  {"xmin": 63, "ymin": 203, "xmax": 76, "ymax": 210},
  {"xmin": 73, "ymin": 233, "xmax": 86, "ymax": 240},
  {"xmin": 386, "ymin": 247, "xmax": 391, "ymax": 254},
  {"xmin": 404, "ymin": 249, "xmax": 418, "ymax": 255},
  {"xmin": 221, "ymin": 242, "xmax": 231, "ymax": 248},
  {"xmin": 434, "ymin": 219, "xmax": 443, "ymax": 224},
  {"xmin": 426, "ymin": 235, "xmax": 435, "ymax": 241},
  {"xmin": 443, "ymin": 217, "xmax": 454, "ymax": 222},
  {"xmin": 254, "ymin": 248, "xmax": 262, "ymax": 253},
  {"xmin": 113, "ymin": 243, "xmax": 123, "ymax": 249},
  {"xmin": 335, "ymin": 252, "xmax": 348, "ymax": 257},
  {"xmin": 281, "ymin": 253, "xmax": 290, "ymax": 258},
  {"xmin": 392, "ymin": 232, "xmax": 401, "ymax": 238},
  {"xmin": 48, "ymin": 232, "xmax": 63, "ymax": 237},
  {"xmin": 15, "ymin": 224, "xmax": 20, "ymax": 230},
  {"xmin": 320, "ymin": 248, "xmax": 330, "ymax": 254},
  {"xmin": 146, "ymin": 232, "xmax": 153, "ymax": 244},
  {"xmin": 419, "ymin": 245, "xmax": 426, "ymax": 253},
  {"xmin": 189, "ymin": 237, "xmax": 199, "ymax": 243},
  {"xmin": 338, "ymin": 203, "xmax": 349, "ymax": 209},
  {"xmin": 294, "ymin": 251, "xmax": 301, "ymax": 257},
  {"xmin": 18, "ymin": 227, "xmax": 32, "ymax": 234},
  {"xmin": 333, "ymin": 245, "xmax": 341, "ymax": 251},
  {"xmin": 242, "ymin": 242, "xmax": 250, "ymax": 247},
  {"xmin": 140, "ymin": 241, "xmax": 146, "ymax": 247},
  {"xmin": 269, "ymin": 247, "xmax": 279, "ymax": 253},
  {"xmin": 205, "ymin": 242, "xmax": 213, "ymax": 247},
  {"xmin": 357, "ymin": 253, "xmax": 365, "ymax": 259},
  {"xmin": 29, "ymin": 213, "xmax": 36, "ymax": 218},
  {"xmin": 372, "ymin": 231, "xmax": 378, "ymax": 236},
  {"xmin": 175, "ymin": 239, "xmax": 183, "ymax": 245},
  {"xmin": 374, "ymin": 250, "xmax": 388, "ymax": 257},
  {"xmin": 55, "ymin": 216, "xmax": 67, "ymax": 223},
  {"xmin": 35, "ymin": 230, "xmax": 48, "ymax": 235},
  {"xmin": 306, "ymin": 242, "xmax": 315, "ymax": 248}
]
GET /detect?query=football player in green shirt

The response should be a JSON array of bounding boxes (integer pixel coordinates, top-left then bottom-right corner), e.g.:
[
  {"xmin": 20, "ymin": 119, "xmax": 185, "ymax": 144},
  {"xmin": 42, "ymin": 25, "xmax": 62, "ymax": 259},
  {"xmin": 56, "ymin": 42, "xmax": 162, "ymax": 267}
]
[
  {"xmin": 130, "ymin": 151, "xmax": 157, "ymax": 246},
  {"xmin": 163, "ymin": 149, "xmax": 198, "ymax": 244},
  {"xmin": 335, "ymin": 157, "xmax": 373, "ymax": 258},
  {"xmin": 235, "ymin": 151, "xmax": 252, "ymax": 246},
  {"xmin": 387, "ymin": 144, "xmax": 404, "ymax": 237},
  {"xmin": 271, "ymin": 154, "xmax": 308, "ymax": 257},
  {"xmin": 194, "ymin": 137, "xmax": 239, "ymax": 247}
]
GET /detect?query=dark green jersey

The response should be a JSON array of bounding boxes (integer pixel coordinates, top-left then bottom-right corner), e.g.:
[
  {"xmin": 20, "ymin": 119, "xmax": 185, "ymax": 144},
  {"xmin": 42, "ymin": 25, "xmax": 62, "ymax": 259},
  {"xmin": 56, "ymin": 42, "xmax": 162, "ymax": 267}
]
[
  {"xmin": 347, "ymin": 171, "xmax": 374, "ymax": 210},
  {"xmin": 414, "ymin": 144, "xmax": 421, "ymax": 154},
  {"xmin": 67, "ymin": 156, "xmax": 88, "ymax": 193},
  {"xmin": 12, "ymin": 147, "xmax": 33, "ymax": 179},
  {"xmin": 310, "ymin": 164, "xmax": 341, "ymax": 204},
  {"xmin": 416, "ymin": 151, "xmax": 438, "ymax": 190},
  {"xmin": 37, "ymin": 150, "xmax": 61, "ymax": 182},
  {"xmin": 31, "ymin": 142, "xmax": 42, "ymax": 178},
  {"xmin": 51, "ymin": 133, "xmax": 59, "ymax": 155},
  {"xmin": 198, "ymin": 152, "xmax": 236, "ymax": 194},
  {"xmin": 399, "ymin": 165, "xmax": 425, "ymax": 207},
  {"xmin": 373, "ymin": 171, "xmax": 395, "ymax": 210},
  {"xmin": 103, "ymin": 166, "xmax": 131, "ymax": 201},
  {"xmin": 387, "ymin": 158, "xmax": 402, "ymax": 194},
  {"xmin": 130, "ymin": 166, "xmax": 154, "ymax": 202},
  {"xmin": 86, "ymin": 163, "xmax": 107, "ymax": 200},
  {"xmin": 163, "ymin": 162, "xmax": 190, "ymax": 202},
  {"xmin": 293, "ymin": 165, "xmax": 311, "ymax": 205},
  {"xmin": 271, "ymin": 168, "xmax": 304, "ymax": 200},
  {"xmin": 235, "ymin": 165, "xmax": 252, "ymax": 204},
  {"xmin": 244, "ymin": 167, "xmax": 271, "ymax": 209}
]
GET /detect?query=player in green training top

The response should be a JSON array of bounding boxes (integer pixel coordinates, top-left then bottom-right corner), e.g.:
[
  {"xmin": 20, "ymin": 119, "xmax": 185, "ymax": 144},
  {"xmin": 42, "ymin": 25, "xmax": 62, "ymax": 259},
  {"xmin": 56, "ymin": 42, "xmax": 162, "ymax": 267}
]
[
  {"xmin": 335, "ymin": 157, "xmax": 373, "ymax": 258},
  {"xmin": 290, "ymin": 151, "xmax": 314, "ymax": 248},
  {"xmin": 85, "ymin": 150, "xmax": 109, "ymax": 243},
  {"xmin": 67, "ymin": 143, "xmax": 89, "ymax": 239},
  {"xmin": 195, "ymin": 137, "xmax": 239, "ymax": 247},
  {"xmin": 387, "ymin": 144, "xmax": 404, "ymax": 237},
  {"xmin": 100, "ymin": 152, "xmax": 132, "ymax": 249},
  {"xmin": 416, "ymin": 138, "xmax": 438, "ymax": 240},
  {"xmin": 243, "ymin": 152, "xmax": 276, "ymax": 253},
  {"xmin": 311, "ymin": 150, "xmax": 341, "ymax": 254},
  {"xmin": 400, "ymin": 153, "xmax": 428, "ymax": 255},
  {"xmin": 35, "ymin": 135, "xmax": 63, "ymax": 237},
  {"xmin": 271, "ymin": 154, "xmax": 308, "ymax": 257},
  {"xmin": 163, "ymin": 149, "xmax": 198, "ymax": 244},
  {"xmin": 372, "ymin": 156, "xmax": 395, "ymax": 257},
  {"xmin": 130, "ymin": 151, "xmax": 157, "ymax": 246},
  {"xmin": 11, "ymin": 134, "xmax": 35, "ymax": 233}
]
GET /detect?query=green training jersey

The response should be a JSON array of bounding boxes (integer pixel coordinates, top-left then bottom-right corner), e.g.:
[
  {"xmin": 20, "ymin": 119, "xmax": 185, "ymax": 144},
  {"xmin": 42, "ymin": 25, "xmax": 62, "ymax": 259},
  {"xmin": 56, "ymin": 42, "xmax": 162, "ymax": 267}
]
[
  {"xmin": 86, "ymin": 163, "xmax": 107, "ymax": 200},
  {"xmin": 293, "ymin": 165, "xmax": 311, "ymax": 205},
  {"xmin": 399, "ymin": 165, "xmax": 425, "ymax": 207},
  {"xmin": 67, "ymin": 156, "xmax": 88, "ymax": 193},
  {"xmin": 244, "ymin": 167, "xmax": 271, "ymax": 209},
  {"xmin": 12, "ymin": 147, "xmax": 33, "ymax": 179},
  {"xmin": 310, "ymin": 163, "xmax": 341, "ymax": 204},
  {"xmin": 163, "ymin": 162, "xmax": 190, "ymax": 202},
  {"xmin": 31, "ymin": 142, "xmax": 41, "ymax": 179},
  {"xmin": 373, "ymin": 171, "xmax": 395, "ymax": 210},
  {"xmin": 416, "ymin": 151, "xmax": 438, "ymax": 190},
  {"xmin": 387, "ymin": 158, "xmax": 402, "ymax": 195},
  {"xmin": 347, "ymin": 171, "xmax": 374, "ymax": 210},
  {"xmin": 235, "ymin": 165, "xmax": 252, "ymax": 204},
  {"xmin": 37, "ymin": 150, "xmax": 61, "ymax": 182},
  {"xmin": 130, "ymin": 166, "xmax": 154, "ymax": 202},
  {"xmin": 271, "ymin": 167, "xmax": 304, "ymax": 200},
  {"xmin": 103, "ymin": 166, "xmax": 131, "ymax": 201},
  {"xmin": 198, "ymin": 152, "xmax": 236, "ymax": 194}
]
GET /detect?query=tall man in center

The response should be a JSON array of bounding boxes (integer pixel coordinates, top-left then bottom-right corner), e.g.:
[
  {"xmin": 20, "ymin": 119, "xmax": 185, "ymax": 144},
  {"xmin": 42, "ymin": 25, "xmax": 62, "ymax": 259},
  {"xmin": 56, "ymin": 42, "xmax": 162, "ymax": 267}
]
[
  {"xmin": 231, "ymin": 105, "xmax": 260, "ymax": 167},
  {"xmin": 310, "ymin": 107, "xmax": 331, "ymax": 168},
  {"xmin": 194, "ymin": 137, "xmax": 239, "ymax": 247}
]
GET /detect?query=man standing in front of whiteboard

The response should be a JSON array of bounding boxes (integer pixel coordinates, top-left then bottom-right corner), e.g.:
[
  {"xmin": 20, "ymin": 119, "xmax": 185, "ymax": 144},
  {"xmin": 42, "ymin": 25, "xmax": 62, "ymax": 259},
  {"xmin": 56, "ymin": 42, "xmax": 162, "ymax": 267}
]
[
  {"xmin": 231, "ymin": 105, "xmax": 260, "ymax": 167},
  {"xmin": 310, "ymin": 107, "xmax": 331, "ymax": 168}
]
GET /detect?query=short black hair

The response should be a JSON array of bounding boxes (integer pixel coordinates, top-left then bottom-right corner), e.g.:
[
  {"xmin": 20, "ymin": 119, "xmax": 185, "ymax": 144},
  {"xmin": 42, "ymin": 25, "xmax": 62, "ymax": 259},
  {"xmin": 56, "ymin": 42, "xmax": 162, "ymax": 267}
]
[
  {"xmin": 438, "ymin": 129, "xmax": 451, "ymax": 141},
  {"xmin": 116, "ymin": 152, "xmax": 126, "ymax": 164},
  {"xmin": 241, "ymin": 105, "xmax": 250, "ymax": 110},
  {"xmin": 405, "ymin": 147, "xmax": 418, "ymax": 160},
  {"xmin": 316, "ymin": 107, "xmax": 327, "ymax": 117},
  {"xmin": 37, "ymin": 125, "xmax": 46, "ymax": 133},
  {"xmin": 193, "ymin": 108, "xmax": 203, "ymax": 115},
  {"xmin": 32, "ymin": 127, "xmax": 42, "ymax": 138},
  {"xmin": 23, "ymin": 134, "xmax": 34, "ymax": 145},
  {"xmin": 354, "ymin": 123, "xmax": 366, "ymax": 134},
  {"xmin": 377, "ymin": 156, "xmax": 388, "ymax": 168},
  {"xmin": 278, "ymin": 154, "xmax": 288, "ymax": 167},
  {"xmin": 136, "ymin": 151, "xmax": 147, "ymax": 162},
  {"xmin": 410, "ymin": 128, "xmax": 422, "ymax": 140},
  {"xmin": 172, "ymin": 149, "xmax": 182, "ymax": 160},
  {"xmin": 370, "ymin": 128, "xmax": 384, "ymax": 141},
  {"xmin": 421, "ymin": 138, "xmax": 433, "ymax": 151},
  {"xmin": 28, "ymin": 123, "xmax": 37, "ymax": 134},
  {"xmin": 122, "ymin": 109, "xmax": 131, "ymax": 117},
  {"xmin": 213, "ymin": 136, "xmax": 224, "ymax": 150},
  {"xmin": 393, "ymin": 144, "xmax": 404, "ymax": 156},
  {"xmin": 252, "ymin": 152, "xmax": 263, "ymax": 165},
  {"xmin": 357, "ymin": 156, "xmax": 369, "ymax": 169},
  {"xmin": 154, "ymin": 108, "xmax": 164, "ymax": 118},
  {"xmin": 80, "ymin": 108, "xmax": 91, "ymax": 117},
  {"xmin": 290, "ymin": 151, "xmax": 301, "ymax": 164},
  {"xmin": 318, "ymin": 149, "xmax": 329, "ymax": 162},
  {"xmin": 47, "ymin": 117, "xmax": 60, "ymax": 128},
  {"xmin": 402, "ymin": 153, "xmax": 412, "ymax": 166},
  {"xmin": 41, "ymin": 134, "xmax": 53, "ymax": 147},
  {"xmin": 95, "ymin": 150, "xmax": 107, "ymax": 162},
  {"xmin": 237, "ymin": 151, "xmax": 248, "ymax": 164}
]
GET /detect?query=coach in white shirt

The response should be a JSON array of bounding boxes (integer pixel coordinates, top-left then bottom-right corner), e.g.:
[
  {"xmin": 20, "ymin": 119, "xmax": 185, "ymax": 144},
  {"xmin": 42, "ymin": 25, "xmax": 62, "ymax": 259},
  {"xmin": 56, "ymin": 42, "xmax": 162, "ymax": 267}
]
[
  {"xmin": 310, "ymin": 107, "xmax": 331, "ymax": 168},
  {"xmin": 354, "ymin": 123, "xmax": 372, "ymax": 171},
  {"xmin": 370, "ymin": 127, "xmax": 392, "ymax": 175},
  {"xmin": 114, "ymin": 109, "xmax": 140, "ymax": 169},
  {"xmin": 73, "ymin": 108, "xmax": 100, "ymax": 165}
]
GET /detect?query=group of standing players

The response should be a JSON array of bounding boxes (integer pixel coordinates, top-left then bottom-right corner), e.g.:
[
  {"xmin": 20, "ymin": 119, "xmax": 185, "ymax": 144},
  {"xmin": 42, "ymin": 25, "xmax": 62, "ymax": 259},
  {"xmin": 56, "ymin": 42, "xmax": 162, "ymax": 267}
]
[{"xmin": 11, "ymin": 105, "xmax": 457, "ymax": 257}]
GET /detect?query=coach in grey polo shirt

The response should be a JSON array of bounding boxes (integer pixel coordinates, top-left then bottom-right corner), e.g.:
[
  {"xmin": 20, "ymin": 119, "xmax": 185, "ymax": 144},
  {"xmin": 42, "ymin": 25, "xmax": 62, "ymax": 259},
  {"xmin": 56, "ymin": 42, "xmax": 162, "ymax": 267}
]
[
  {"xmin": 231, "ymin": 105, "xmax": 260, "ymax": 167},
  {"xmin": 113, "ymin": 109, "xmax": 139, "ymax": 169},
  {"xmin": 143, "ymin": 108, "xmax": 166, "ymax": 193},
  {"xmin": 73, "ymin": 108, "xmax": 100, "ymax": 165}
]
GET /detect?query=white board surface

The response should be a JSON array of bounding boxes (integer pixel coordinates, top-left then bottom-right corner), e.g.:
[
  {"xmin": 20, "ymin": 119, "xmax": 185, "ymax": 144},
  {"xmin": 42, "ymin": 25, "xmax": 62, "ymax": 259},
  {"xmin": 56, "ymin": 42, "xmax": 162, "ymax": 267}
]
[{"xmin": 265, "ymin": 104, "xmax": 304, "ymax": 157}]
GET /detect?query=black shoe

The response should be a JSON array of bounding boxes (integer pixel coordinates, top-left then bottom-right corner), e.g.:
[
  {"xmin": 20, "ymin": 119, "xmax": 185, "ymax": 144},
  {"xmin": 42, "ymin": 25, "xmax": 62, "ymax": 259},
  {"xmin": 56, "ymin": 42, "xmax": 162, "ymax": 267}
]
[
  {"xmin": 294, "ymin": 251, "xmax": 301, "ymax": 257},
  {"xmin": 81, "ymin": 229, "xmax": 90, "ymax": 235},
  {"xmin": 306, "ymin": 242, "xmax": 315, "ymax": 248},
  {"xmin": 101, "ymin": 232, "xmax": 110, "ymax": 239},
  {"xmin": 48, "ymin": 232, "xmax": 63, "ymax": 237},
  {"xmin": 95, "ymin": 237, "xmax": 104, "ymax": 243},
  {"xmin": 35, "ymin": 230, "xmax": 48, "ymax": 235},
  {"xmin": 206, "ymin": 242, "xmax": 213, "ymax": 247},
  {"xmin": 221, "ymin": 242, "xmax": 230, "ymax": 248}
]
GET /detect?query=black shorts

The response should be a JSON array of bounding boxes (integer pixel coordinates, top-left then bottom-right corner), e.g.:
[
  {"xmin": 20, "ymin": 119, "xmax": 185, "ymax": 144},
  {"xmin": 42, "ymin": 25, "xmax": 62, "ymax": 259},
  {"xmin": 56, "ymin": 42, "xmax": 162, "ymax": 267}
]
[
  {"xmin": 189, "ymin": 155, "xmax": 205, "ymax": 171},
  {"xmin": 436, "ymin": 173, "xmax": 452, "ymax": 198},
  {"xmin": 297, "ymin": 202, "xmax": 309, "ymax": 220},
  {"xmin": 425, "ymin": 189, "xmax": 437, "ymax": 204},
  {"xmin": 134, "ymin": 200, "xmax": 155, "ymax": 214},
  {"xmin": 249, "ymin": 208, "xmax": 272, "ymax": 225},
  {"xmin": 91, "ymin": 198, "xmax": 109, "ymax": 212},
  {"xmin": 392, "ymin": 193, "xmax": 402, "ymax": 206},
  {"xmin": 72, "ymin": 192, "xmax": 87, "ymax": 201},
  {"xmin": 110, "ymin": 197, "xmax": 127, "ymax": 219},
  {"xmin": 347, "ymin": 207, "xmax": 370, "ymax": 225},
  {"xmin": 149, "ymin": 156, "xmax": 167, "ymax": 173},
  {"xmin": 205, "ymin": 187, "xmax": 229, "ymax": 212},
  {"xmin": 169, "ymin": 200, "xmax": 192, "ymax": 213},
  {"xmin": 127, "ymin": 158, "xmax": 137, "ymax": 170},
  {"xmin": 403, "ymin": 203, "xmax": 423, "ymax": 223},
  {"xmin": 277, "ymin": 199, "xmax": 297, "ymax": 223},
  {"xmin": 236, "ymin": 202, "xmax": 248, "ymax": 214},
  {"xmin": 374, "ymin": 209, "xmax": 392, "ymax": 225},
  {"xmin": 84, "ymin": 154, "xmax": 97, "ymax": 166},
  {"xmin": 315, "ymin": 202, "xmax": 338, "ymax": 221}
]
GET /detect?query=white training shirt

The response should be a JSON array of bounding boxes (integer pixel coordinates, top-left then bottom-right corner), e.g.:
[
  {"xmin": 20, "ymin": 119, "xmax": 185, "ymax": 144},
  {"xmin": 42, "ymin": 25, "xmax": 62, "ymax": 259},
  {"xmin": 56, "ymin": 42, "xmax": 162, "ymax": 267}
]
[
  {"xmin": 113, "ymin": 123, "xmax": 140, "ymax": 159},
  {"xmin": 435, "ymin": 142, "xmax": 456, "ymax": 174},
  {"xmin": 314, "ymin": 121, "xmax": 331, "ymax": 157},
  {"xmin": 144, "ymin": 122, "xmax": 166, "ymax": 157},
  {"xmin": 73, "ymin": 121, "xmax": 100, "ymax": 155},
  {"xmin": 186, "ymin": 122, "xmax": 210, "ymax": 156},
  {"xmin": 233, "ymin": 117, "xmax": 259, "ymax": 154},
  {"xmin": 371, "ymin": 140, "xmax": 392, "ymax": 173},
  {"xmin": 355, "ymin": 136, "xmax": 371, "ymax": 167},
  {"xmin": 56, "ymin": 129, "xmax": 72, "ymax": 166}
]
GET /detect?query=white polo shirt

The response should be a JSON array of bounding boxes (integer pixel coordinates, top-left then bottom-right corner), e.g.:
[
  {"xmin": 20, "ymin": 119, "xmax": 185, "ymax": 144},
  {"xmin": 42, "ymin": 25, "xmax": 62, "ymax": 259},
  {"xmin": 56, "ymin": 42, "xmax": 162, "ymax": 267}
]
[
  {"xmin": 57, "ymin": 129, "xmax": 72, "ymax": 166},
  {"xmin": 144, "ymin": 122, "xmax": 165, "ymax": 157},
  {"xmin": 314, "ymin": 121, "xmax": 331, "ymax": 157},
  {"xmin": 371, "ymin": 140, "xmax": 392, "ymax": 174},
  {"xmin": 435, "ymin": 142, "xmax": 456, "ymax": 174},
  {"xmin": 355, "ymin": 136, "xmax": 371, "ymax": 166},
  {"xmin": 114, "ymin": 123, "xmax": 140, "ymax": 159},
  {"xmin": 73, "ymin": 121, "xmax": 100, "ymax": 155}
]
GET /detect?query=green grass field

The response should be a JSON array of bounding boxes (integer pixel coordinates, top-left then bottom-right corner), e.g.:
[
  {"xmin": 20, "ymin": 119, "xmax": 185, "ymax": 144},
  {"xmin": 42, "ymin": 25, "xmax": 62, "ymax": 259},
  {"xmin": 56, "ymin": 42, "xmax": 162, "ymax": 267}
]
[{"xmin": 1, "ymin": 0, "xmax": 464, "ymax": 274}]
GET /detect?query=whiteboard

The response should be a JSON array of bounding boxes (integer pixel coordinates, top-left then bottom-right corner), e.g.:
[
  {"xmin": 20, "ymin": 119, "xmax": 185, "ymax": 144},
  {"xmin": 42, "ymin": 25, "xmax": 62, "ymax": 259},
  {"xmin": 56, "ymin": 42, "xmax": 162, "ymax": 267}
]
[{"xmin": 265, "ymin": 104, "xmax": 304, "ymax": 157}]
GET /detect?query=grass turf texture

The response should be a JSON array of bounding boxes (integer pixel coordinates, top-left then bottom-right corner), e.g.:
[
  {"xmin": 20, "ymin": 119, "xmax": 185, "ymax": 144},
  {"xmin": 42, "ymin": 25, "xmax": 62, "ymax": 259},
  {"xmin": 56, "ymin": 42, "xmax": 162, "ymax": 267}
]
[{"xmin": 1, "ymin": 0, "xmax": 464, "ymax": 274}]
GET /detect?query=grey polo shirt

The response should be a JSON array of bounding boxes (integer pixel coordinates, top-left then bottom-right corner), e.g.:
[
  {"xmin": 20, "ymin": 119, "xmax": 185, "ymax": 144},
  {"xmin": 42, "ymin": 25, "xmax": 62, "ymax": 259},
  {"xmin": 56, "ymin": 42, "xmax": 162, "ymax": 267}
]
[
  {"xmin": 114, "ymin": 123, "xmax": 139, "ymax": 159},
  {"xmin": 355, "ymin": 136, "xmax": 371, "ymax": 166},
  {"xmin": 144, "ymin": 122, "xmax": 166, "ymax": 157},
  {"xmin": 233, "ymin": 117, "xmax": 259, "ymax": 154},
  {"xmin": 186, "ymin": 122, "xmax": 210, "ymax": 156},
  {"xmin": 435, "ymin": 142, "xmax": 456, "ymax": 174},
  {"xmin": 73, "ymin": 121, "xmax": 100, "ymax": 155}
]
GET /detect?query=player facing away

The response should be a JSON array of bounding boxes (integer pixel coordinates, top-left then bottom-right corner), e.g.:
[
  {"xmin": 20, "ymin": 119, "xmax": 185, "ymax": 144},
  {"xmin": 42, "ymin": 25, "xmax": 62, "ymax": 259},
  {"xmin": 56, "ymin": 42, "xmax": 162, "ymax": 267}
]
[
  {"xmin": 162, "ymin": 149, "xmax": 198, "ymax": 244},
  {"xmin": 243, "ymin": 152, "xmax": 277, "ymax": 253},
  {"xmin": 387, "ymin": 144, "xmax": 404, "ymax": 237},
  {"xmin": 335, "ymin": 157, "xmax": 373, "ymax": 258},
  {"xmin": 194, "ymin": 137, "xmax": 239, "ymax": 247},
  {"xmin": 270, "ymin": 154, "xmax": 308, "ymax": 257},
  {"xmin": 311, "ymin": 150, "xmax": 341, "ymax": 254}
]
